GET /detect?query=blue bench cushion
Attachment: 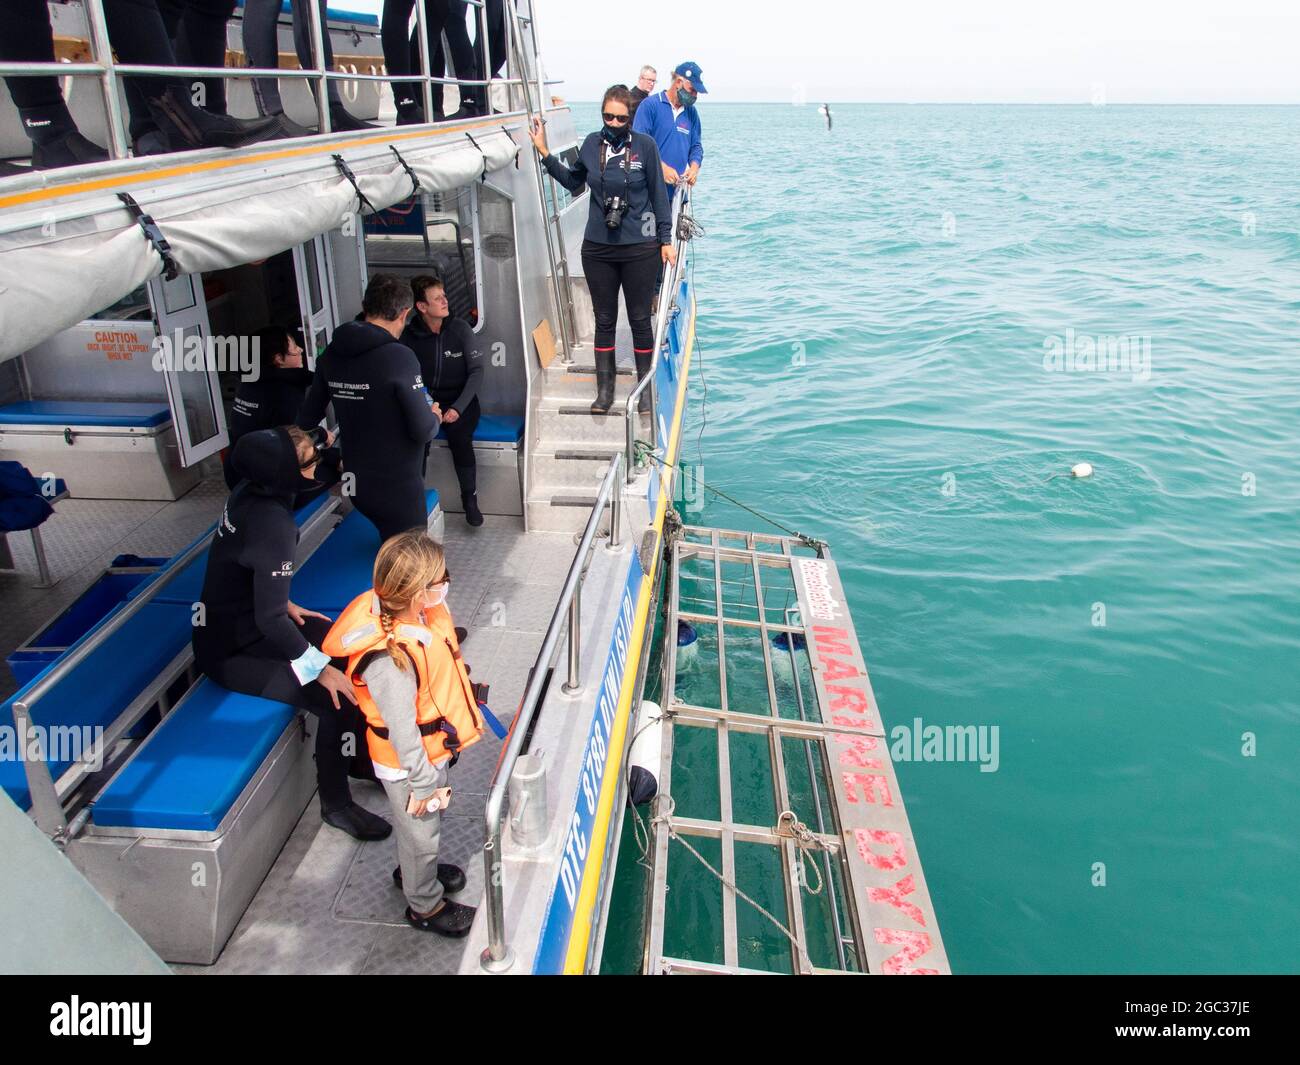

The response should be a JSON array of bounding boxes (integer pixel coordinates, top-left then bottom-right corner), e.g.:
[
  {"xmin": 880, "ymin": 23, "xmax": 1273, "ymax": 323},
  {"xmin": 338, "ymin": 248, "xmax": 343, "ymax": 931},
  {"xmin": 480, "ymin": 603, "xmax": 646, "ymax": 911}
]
[
  {"xmin": 92, "ymin": 680, "xmax": 296, "ymax": 832},
  {"xmin": 0, "ymin": 401, "xmax": 171, "ymax": 429},
  {"xmin": 437, "ymin": 413, "xmax": 523, "ymax": 445},
  {"xmin": 0, "ymin": 602, "xmax": 194, "ymax": 810},
  {"xmin": 291, "ymin": 488, "xmax": 439, "ymax": 614}
]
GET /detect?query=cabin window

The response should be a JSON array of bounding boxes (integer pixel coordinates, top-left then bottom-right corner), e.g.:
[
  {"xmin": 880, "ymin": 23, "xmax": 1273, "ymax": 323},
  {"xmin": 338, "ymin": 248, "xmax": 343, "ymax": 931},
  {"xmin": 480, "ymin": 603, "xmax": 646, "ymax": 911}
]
[
  {"xmin": 363, "ymin": 184, "xmax": 482, "ymax": 329},
  {"xmin": 544, "ymin": 145, "xmax": 585, "ymax": 216}
]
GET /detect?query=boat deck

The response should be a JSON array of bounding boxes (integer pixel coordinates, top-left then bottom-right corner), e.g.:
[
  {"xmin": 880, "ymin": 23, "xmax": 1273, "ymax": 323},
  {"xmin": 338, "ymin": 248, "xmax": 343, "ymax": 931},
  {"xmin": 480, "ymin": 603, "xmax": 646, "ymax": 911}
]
[{"xmin": 1, "ymin": 467, "xmax": 574, "ymax": 974}]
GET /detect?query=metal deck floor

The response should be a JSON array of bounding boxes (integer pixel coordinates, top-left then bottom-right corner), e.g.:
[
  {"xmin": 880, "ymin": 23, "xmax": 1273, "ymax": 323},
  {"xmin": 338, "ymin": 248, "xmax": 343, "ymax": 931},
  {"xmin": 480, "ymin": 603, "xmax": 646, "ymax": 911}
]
[
  {"xmin": 178, "ymin": 516, "xmax": 572, "ymax": 975},
  {"xmin": 1, "ymin": 468, "xmax": 575, "ymax": 973}
]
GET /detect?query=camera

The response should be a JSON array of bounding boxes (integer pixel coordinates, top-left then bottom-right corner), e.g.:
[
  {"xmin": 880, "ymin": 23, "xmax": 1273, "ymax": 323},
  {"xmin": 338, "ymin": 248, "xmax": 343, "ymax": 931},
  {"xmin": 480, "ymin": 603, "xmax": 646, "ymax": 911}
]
[{"xmin": 603, "ymin": 195, "xmax": 627, "ymax": 230}]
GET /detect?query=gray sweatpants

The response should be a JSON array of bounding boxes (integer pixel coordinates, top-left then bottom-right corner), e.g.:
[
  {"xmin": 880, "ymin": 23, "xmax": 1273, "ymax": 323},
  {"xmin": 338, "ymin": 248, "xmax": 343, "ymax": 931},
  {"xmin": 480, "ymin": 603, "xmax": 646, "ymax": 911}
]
[{"xmin": 381, "ymin": 773, "xmax": 446, "ymax": 914}]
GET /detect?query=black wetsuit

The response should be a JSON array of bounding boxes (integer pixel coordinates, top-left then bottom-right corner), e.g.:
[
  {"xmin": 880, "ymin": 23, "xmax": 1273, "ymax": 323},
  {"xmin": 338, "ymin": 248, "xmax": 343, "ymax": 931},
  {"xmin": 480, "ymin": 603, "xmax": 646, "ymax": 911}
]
[
  {"xmin": 193, "ymin": 428, "xmax": 363, "ymax": 812},
  {"xmin": 223, "ymin": 365, "xmax": 341, "ymax": 497},
  {"xmin": 400, "ymin": 314, "xmax": 483, "ymax": 502},
  {"xmin": 296, "ymin": 320, "xmax": 439, "ymax": 540}
]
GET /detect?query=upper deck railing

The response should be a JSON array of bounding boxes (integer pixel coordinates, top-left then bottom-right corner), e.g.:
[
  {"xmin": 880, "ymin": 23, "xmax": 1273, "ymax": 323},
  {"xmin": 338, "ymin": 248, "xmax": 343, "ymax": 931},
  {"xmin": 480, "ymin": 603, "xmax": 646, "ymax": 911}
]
[{"xmin": 0, "ymin": 0, "xmax": 556, "ymax": 161}]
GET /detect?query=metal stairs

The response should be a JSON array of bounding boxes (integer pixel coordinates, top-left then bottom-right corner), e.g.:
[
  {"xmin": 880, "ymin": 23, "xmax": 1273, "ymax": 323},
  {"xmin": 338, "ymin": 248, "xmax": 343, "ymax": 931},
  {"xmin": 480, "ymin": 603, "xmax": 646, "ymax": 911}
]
[{"xmin": 526, "ymin": 348, "xmax": 646, "ymax": 533}]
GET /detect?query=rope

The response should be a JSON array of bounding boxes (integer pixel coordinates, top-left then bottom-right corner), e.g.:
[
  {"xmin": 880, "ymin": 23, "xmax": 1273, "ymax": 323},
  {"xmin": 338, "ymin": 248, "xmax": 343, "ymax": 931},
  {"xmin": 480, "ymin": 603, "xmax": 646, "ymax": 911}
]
[
  {"xmin": 775, "ymin": 810, "xmax": 827, "ymax": 897},
  {"xmin": 633, "ymin": 442, "xmax": 828, "ymax": 551},
  {"xmin": 651, "ymin": 794, "xmax": 816, "ymax": 973}
]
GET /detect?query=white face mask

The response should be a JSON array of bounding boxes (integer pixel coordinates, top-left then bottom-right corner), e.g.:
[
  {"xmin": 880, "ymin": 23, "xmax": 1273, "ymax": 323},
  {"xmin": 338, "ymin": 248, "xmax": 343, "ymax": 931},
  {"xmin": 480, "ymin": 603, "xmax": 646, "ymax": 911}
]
[{"xmin": 425, "ymin": 582, "xmax": 449, "ymax": 609}]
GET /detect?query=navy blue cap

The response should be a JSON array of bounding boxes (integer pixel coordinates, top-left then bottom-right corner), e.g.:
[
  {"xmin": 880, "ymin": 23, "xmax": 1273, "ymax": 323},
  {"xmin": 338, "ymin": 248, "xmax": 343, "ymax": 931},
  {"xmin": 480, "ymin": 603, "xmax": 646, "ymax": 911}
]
[{"xmin": 673, "ymin": 61, "xmax": 707, "ymax": 94}]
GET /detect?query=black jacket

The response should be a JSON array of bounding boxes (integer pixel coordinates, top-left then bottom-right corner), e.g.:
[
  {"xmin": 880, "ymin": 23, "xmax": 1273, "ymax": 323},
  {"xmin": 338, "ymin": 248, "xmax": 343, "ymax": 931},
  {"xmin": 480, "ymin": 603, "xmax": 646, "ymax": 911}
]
[
  {"xmin": 400, "ymin": 315, "xmax": 483, "ymax": 413},
  {"xmin": 296, "ymin": 320, "xmax": 439, "ymax": 484},
  {"xmin": 543, "ymin": 130, "xmax": 672, "ymax": 247},
  {"xmin": 629, "ymin": 85, "xmax": 648, "ymax": 121},
  {"xmin": 224, "ymin": 365, "xmax": 312, "ymax": 489},
  {"xmin": 194, "ymin": 428, "xmax": 315, "ymax": 667}
]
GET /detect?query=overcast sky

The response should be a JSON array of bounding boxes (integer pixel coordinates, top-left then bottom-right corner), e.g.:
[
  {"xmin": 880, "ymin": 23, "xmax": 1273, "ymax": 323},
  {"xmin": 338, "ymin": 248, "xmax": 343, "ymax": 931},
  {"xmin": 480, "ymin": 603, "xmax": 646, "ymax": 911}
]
[{"xmin": 354, "ymin": 0, "xmax": 1300, "ymax": 104}]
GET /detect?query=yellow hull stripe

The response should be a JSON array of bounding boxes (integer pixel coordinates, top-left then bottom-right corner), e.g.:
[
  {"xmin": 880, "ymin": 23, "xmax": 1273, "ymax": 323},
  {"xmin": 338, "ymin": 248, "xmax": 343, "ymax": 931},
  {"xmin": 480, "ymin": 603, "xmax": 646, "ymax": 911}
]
[{"xmin": 562, "ymin": 296, "xmax": 697, "ymax": 973}]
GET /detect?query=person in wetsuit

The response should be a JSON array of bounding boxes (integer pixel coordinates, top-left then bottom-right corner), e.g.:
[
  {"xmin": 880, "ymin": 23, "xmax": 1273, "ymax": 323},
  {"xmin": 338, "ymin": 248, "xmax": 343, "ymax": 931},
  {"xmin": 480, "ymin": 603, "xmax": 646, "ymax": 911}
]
[
  {"xmin": 193, "ymin": 426, "xmax": 391, "ymax": 841},
  {"xmin": 224, "ymin": 326, "xmax": 341, "ymax": 501},
  {"xmin": 297, "ymin": 274, "xmax": 441, "ymax": 541},
  {"xmin": 401, "ymin": 276, "xmax": 485, "ymax": 527},
  {"xmin": 527, "ymin": 84, "xmax": 674, "ymax": 415}
]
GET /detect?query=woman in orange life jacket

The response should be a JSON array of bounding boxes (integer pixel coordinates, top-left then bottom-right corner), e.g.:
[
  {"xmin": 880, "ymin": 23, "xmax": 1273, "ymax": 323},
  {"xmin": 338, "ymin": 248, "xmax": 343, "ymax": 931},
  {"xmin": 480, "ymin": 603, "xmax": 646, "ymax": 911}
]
[{"xmin": 323, "ymin": 531, "xmax": 483, "ymax": 937}]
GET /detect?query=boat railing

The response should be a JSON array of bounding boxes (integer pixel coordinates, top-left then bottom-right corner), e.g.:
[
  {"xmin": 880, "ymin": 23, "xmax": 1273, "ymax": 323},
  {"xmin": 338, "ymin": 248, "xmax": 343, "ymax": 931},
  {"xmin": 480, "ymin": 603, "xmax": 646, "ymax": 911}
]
[
  {"xmin": 0, "ymin": 0, "xmax": 561, "ymax": 160},
  {"xmin": 625, "ymin": 183, "xmax": 692, "ymax": 482},
  {"xmin": 480, "ymin": 450, "xmax": 625, "ymax": 972}
]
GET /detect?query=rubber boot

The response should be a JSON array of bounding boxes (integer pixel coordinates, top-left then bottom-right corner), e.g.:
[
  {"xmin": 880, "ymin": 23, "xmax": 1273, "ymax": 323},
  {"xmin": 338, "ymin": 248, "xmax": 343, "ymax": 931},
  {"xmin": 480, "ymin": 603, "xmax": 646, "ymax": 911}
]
[
  {"xmin": 634, "ymin": 351, "xmax": 654, "ymax": 414},
  {"xmin": 146, "ymin": 85, "xmax": 281, "ymax": 151},
  {"xmin": 31, "ymin": 129, "xmax": 109, "ymax": 170},
  {"xmin": 591, "ymin": 349, "xmax": 616, "ymax": 414},
  {"xmin": 456, "ymin": 464, "xmax": 483, "ymax": 527}
]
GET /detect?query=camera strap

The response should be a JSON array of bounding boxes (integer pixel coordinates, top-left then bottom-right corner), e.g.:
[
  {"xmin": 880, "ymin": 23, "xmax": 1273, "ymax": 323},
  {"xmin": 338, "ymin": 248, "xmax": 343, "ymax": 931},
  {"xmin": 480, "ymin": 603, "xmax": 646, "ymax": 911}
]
[{"xmin": 598, "ymin": 137, "xmax": 631, "ymax": 207}]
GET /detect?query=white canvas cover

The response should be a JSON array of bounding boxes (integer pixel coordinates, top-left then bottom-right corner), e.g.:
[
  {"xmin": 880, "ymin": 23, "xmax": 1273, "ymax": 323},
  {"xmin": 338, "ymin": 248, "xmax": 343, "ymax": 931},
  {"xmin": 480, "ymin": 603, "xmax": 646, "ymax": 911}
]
[{"xmin": 0, "ymin": 130, "xmax": 519, "ymax": 362}]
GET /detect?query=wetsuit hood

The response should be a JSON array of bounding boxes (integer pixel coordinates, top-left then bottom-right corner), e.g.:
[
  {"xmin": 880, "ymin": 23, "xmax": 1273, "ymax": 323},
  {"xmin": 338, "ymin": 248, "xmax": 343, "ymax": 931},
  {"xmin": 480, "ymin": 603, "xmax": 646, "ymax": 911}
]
[
  {"xmin": 329, "ymin": 318, "xmax": 406, "ymax": 358},
  {"xmin": 230, "ymin": 427, "xmax": 310, "ymax": 496}
]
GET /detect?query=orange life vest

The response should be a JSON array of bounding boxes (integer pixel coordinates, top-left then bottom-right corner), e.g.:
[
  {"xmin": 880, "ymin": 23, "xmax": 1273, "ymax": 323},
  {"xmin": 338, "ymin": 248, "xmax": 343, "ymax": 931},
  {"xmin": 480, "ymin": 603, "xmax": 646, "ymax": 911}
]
[{"xmin": 322, "ymin": 591, "xmax": 484, "ymax": 769}]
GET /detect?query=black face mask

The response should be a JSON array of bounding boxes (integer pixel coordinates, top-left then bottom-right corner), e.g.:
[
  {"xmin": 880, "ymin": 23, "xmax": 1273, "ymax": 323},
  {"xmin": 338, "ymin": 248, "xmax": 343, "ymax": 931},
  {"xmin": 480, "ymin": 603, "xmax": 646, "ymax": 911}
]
[
  {"xmin": 677, "ymin": 87, "xmax": 698, "ymax": 109},
  {"xmin": 601, "ymin": 123, "xmax": 630, "ymax": 146}
]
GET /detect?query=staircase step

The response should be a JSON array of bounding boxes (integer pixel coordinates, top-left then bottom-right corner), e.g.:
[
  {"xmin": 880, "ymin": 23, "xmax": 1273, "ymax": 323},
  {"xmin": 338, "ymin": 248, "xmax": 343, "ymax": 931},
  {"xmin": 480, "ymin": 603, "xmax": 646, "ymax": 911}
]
[
  {"xmin": 534, "ymin": 403, "xmax": 630, "ymax": 446},
  {"xmin": 532, "ymin": 449, "xmax": 621, "ymax": 493},
  {"xmin": 525, "ymin": 494, "xmax": 610, "ymax": 534}
]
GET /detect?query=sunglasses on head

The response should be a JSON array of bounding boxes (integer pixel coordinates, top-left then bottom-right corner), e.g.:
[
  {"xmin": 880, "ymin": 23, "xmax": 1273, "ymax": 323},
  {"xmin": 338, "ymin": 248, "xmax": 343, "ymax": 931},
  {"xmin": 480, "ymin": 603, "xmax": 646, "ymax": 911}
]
[{"xmin": 602, "ymin": 112, "xmax": 629, "ymax": 124}]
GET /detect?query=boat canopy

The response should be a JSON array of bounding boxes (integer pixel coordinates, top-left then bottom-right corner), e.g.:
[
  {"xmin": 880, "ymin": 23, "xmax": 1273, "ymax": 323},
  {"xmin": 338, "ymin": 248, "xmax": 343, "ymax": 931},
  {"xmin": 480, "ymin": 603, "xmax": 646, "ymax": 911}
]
[{"xmin": 0, "ymin": 128, "xmax": 520, "ymax": 363}]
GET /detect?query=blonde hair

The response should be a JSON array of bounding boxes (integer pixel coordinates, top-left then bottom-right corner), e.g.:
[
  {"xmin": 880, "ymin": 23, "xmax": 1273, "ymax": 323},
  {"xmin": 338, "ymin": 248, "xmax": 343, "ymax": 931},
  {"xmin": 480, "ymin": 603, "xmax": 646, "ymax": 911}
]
[
  {"xmin": 373, "ymin": 531, "xmax": 447, "ymax": 671},
  {"xmin": 285, "ymin": 424, "xmax": 315, "ymax": 467}
]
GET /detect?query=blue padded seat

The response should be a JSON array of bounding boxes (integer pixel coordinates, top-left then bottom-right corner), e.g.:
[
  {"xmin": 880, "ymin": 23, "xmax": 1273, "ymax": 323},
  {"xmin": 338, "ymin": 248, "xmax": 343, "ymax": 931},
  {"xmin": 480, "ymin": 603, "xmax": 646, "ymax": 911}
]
[
  {"xmin": 0, "ymin": 401, "xmax": 171, "ymax": 429},
  {"xmin": 0, "ymin": 602, "xmax": 194, "ymax": 809},
  {"xmin": 436, "ymin": 413, "xmax": 523, "ymax": 444},
  {"xmin": 290, "ymin": 488, "xmax": 439, "ymax": 614},
  {"xmin": 92, "ymin": 679, "xmax": 296, "ymax": 832}
]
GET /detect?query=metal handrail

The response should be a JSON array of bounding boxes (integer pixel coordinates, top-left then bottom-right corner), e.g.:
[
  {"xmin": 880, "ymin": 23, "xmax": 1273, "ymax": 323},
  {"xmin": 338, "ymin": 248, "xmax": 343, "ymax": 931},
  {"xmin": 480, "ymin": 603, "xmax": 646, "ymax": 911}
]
[
  {"xmin": 480, "ymin": 451, "xmax": 625, "ymax": 972},
  {"xmin": 624, "ymin": 184, "xmax": 691, "ymax": 482},
  {"xmin": 0, "ymin": 0, "xmax": 545, "ymax": 159}
]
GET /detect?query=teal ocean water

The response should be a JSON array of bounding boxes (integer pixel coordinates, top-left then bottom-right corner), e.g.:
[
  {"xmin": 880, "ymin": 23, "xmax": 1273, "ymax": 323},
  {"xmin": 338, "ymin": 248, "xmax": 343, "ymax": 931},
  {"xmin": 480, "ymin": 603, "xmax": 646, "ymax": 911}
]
[{"xmin": 609, "ymin": 104, "xmax": 1300, "ymax": 974}]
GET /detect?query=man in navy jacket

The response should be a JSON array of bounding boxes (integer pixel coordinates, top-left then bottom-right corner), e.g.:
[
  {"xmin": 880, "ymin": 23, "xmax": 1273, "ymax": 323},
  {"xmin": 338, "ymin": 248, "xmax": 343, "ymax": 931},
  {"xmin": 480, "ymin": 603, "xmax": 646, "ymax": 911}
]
[{"xmin": 632, "ymin": 60, "xmax": 706, "ymax": 193}]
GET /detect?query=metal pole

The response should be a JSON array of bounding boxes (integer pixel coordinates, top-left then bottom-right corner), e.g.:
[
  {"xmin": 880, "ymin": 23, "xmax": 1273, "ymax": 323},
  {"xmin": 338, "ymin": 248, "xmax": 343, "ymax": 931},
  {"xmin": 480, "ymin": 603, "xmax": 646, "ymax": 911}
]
[
  {"xmin": 83, "ymin": 0, "xmax": 129, "ymax": 159},
  {"xmin": 412, "ymin": 0, "xmax": 435, "ymax": 122},
  {"xmin": 305, "ymin": 0, "xmax": 332, "ymax": 132},
  {"xmin": 608, "ymin": 453, "xmax": 623, "ymax": 548},
  {"xmin": 562, "ymin": 595, "xmax": 581, "ymax": 694},
  {"xmin": 625, "ymin": 188, "xmax": 687, "ymax": 483},
  {"xmin": 478, "ymin": 0, "xmax": 492, "ymax": 115}
]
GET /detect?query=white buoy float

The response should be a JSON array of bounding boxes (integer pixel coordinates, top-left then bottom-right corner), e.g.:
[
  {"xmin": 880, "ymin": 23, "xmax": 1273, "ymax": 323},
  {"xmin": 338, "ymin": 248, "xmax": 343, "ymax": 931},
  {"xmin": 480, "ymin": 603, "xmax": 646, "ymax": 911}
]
[
  {"xmin": 627, "ymin": 700, "xmax": 663, "ymax": 806},
  {"xmin": 1071, "ymin": 462, "xmax": 1094, "ymax": 478}
]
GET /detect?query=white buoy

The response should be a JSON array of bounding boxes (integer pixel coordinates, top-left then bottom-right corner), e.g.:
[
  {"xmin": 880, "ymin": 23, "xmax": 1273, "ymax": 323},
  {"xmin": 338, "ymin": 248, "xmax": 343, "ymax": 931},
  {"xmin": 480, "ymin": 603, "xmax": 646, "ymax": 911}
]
[
  {"xmin": 627, "ymin": 701, "xmax": 663, "ymax": 806},
  {"xmin": 1071, "ymin": 462, "xmax": 1094, "ymax": 479}
]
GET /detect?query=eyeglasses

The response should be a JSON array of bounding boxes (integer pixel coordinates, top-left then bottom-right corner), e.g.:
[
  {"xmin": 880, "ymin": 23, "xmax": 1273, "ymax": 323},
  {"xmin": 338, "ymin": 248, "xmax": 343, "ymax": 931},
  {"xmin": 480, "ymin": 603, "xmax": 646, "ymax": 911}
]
[{"xmin": 602, "ymin": 112, "xmax": 630, "ymax": 124}]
